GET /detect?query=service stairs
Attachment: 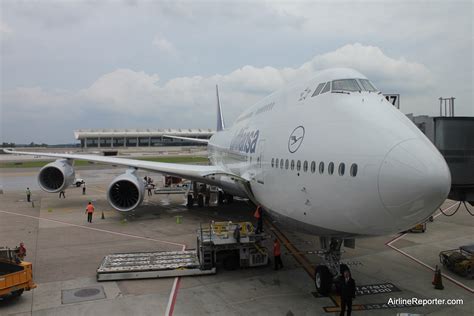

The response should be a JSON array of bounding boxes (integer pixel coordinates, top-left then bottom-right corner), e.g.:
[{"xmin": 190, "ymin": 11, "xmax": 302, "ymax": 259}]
[{"xmin": 96, "ymin": 250, "xmax": 216, "ymax": 281}]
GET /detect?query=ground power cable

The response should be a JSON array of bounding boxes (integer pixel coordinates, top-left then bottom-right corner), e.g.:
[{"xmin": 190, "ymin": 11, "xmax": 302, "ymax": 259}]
[
  {"xmin": 439, "ymin": 201, "xmax": 474, "ymax": 217},
  {"xmin": 439, "ymin": 201, "xmax": 462, "ymax": 216}
]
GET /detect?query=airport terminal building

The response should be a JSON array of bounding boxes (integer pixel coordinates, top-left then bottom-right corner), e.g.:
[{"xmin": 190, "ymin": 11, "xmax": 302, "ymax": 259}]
[{"xmin": 74, "ymin": 128, "xmax": 214, "ymax": 148}]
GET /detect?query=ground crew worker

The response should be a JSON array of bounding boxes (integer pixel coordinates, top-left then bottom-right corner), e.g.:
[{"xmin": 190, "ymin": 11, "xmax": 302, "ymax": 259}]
[
  {"xmin": 26, "ymin": 188, "xmax": 31, "ymax": 202},
  {"xmin": 338, "ymin": 269, "xmax": 356, "ymax": 316},
  {"xmin": 273, "ymin": 238, "xmax": 283, "ymax": 270},
  {"xmin": 82, "ymin": 181, "xmax": 86, "ymax": 195},
  {"xmin": 16, "ymin": 242, "xmax": 26, "ymax": 260},
  {"xmin": 254, "ymin": 205, "xmax": 263, "ymax": 234},
  {"xmin": 59, "ymin": 190, "xmax": 65, "ymax": 198},
  {"xmin": 147, "ymin": 184, "xmax": 153, "ymax": 196},
  {"xmin": 85, "ymin": 202, "xmax": 94, "ymax": 223},
  {"xmin": 233, "ymin": 224, "xmax": 241, "ymax": 244},
  {"xmin": 205, "ymin": 186, "xmax": 211, "ymax": 206}
]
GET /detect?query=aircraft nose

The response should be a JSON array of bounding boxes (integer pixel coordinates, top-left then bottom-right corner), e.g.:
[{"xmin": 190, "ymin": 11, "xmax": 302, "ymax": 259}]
[{"xmin": 378, "ymin": 139, "xmax": 451, "ymax": 222}]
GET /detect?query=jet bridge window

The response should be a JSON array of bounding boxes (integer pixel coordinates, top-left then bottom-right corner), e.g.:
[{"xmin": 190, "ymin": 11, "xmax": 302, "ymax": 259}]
[
  {"xmin": 332, "ymin": 79, "xmax": 361, "ymax": 92},
  {"xmin": 358, "ymin": 79, "xmax": 377, "ymax": 92},
  {"xmin": 320, "ymin": 82, "xmax": 331, "ymax": 94},
  {"xmin": 311, "ymin": 83, "xmax": 325, "ymax": 97}
]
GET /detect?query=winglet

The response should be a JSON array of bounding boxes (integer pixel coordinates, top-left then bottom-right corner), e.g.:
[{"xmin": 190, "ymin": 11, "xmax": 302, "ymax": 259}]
[{"xmin": 216, "ymin": 85, "xmax": 225, "ymax": 131}]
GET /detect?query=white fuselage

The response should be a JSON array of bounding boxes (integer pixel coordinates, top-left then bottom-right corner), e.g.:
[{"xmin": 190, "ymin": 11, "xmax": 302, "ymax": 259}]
[{"xmin": 207, "ymin": 68, "xmax": 451, "ymax": 237}]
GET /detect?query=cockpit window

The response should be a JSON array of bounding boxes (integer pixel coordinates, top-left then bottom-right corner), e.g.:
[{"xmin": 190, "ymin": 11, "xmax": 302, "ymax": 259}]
[
  {"xmin": 311, "ymin": 83, "xmax": 325, "ymax": 97},
  {"xmin": 358, "ymin": 79, "xmax": 377, "ymax": 92},
  {"xmin": 320, "ymin": 82, "xmax": 331, "ymax": 94},
  {"xmin": 332, "ymin": 79, "xmax": 361, "ymax": 92}
]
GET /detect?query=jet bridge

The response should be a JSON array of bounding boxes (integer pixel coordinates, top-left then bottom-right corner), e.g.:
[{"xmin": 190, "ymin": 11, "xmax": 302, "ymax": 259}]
[{"xmin": 407, "ymin": 115, "xmax": 474, "ymax": 205}]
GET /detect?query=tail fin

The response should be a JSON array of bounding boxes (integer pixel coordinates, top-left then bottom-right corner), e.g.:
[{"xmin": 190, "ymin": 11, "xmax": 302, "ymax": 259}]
[{"xmin": 216, "ymin": 85, "xmax": 225, "ymax": 131}]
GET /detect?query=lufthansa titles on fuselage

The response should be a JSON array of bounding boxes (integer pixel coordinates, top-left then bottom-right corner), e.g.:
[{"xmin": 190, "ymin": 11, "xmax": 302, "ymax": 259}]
[{"xmin": 230, "ymin": 128, "xmax": 259, "ymax": 154}]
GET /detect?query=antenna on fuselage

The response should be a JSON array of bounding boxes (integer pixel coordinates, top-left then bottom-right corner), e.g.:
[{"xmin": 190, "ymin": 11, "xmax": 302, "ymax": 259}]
[{"xmin": 216, "ymin": 85, "xmax": 226, "ymax": 131}]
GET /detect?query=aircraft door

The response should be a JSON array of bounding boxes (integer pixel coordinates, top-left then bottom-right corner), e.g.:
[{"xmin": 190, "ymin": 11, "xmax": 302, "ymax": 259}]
[{"xmin": 256, "ymin": 139, "xmax": 265, "ymax": 184}]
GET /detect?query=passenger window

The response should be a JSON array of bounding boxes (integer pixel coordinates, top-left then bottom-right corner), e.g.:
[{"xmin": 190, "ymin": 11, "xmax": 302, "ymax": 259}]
[
  {"xmin": 280, "ymin": 158, "xmax": 284, "ymax": 169},
  {"xmin": 338, "ymin": 163, "xmax": 345, "ymax": 176},
  {"xmin": 311, "ymin": 161, "xmax": 316, "ymax": 173},
  {"xmin": 285, "ymin": 159, "xmax": 289, "ymax": 170},
  {"xmin": 319, "ymin": 162, "xmax": 325, "ymax": 174},
  {"xmin": 350, "ymin": 163, "xmax": 358, "ymax": 177},
  {"xmin": 275, "ymin": 158, "xmax": 279, "ymax": 168},
  {"xmin": 311, "ymin": 83, "xmax": 325, "ymax": 97},
  {"xmin": 303, "ymin": 160, "xmax": 308, "ymax": 172},
  {"xmin": 297, "ymin": 160, "xmax": 301, "ymax": 171},
  {"xmin": 271, "ymin": 158, "xmax": 274, "ymax": 168},
  {"xmin": 328, "ymin": 162, "xmax": 334, "ymax": 175},
  {"xmin": 321, "ymin": 82, "xmax": 331, "ymax": 94},
  {"xmin": 291, "ymin": 160, "xmax": 295, "ymax": 170}
]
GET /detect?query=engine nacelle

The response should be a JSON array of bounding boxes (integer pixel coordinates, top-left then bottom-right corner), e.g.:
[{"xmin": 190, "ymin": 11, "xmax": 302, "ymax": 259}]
[
  {"xmin": 38, "ymin": 159, "xmax": 75, "ymax": 193},
  {"xmin": 107, "ymin": 169, "xmax": 145, "ymax": 212}
]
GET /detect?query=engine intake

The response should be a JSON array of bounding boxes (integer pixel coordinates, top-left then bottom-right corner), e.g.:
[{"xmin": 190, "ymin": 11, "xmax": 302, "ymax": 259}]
[
  {"xmin": 107, "ymin": 170, "xmax": 144, "ymax": 212},
  {"xmin": 38, "ymin": 159, "xmax": 75, "ymax": 193}
]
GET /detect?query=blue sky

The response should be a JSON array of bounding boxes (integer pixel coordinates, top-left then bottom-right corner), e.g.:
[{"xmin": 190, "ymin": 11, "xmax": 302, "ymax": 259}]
[{"xmin": 1, "ymin": 0, "xmax": 472, "ymax": 143}]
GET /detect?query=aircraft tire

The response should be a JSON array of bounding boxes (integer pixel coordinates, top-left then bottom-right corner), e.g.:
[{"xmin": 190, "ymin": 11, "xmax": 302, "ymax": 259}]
[{"xmin": 315, "ymin": 265, "xmax": 332, "ymax": 296}]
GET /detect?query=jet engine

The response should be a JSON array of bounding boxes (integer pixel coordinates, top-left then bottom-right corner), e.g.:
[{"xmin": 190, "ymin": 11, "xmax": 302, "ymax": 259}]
[
  {"xmin": 107, "ymin": 169, "xmax": 145, "ymax": 212},
  {"xmin": 38, "ymin": 159, "xmax": 75, "ymax": 193}
]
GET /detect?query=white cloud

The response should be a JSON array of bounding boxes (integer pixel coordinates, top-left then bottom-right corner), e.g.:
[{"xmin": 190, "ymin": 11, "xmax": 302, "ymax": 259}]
[
  {"xmin": 3, "ymin": 43, "xmax": 435, "ymax": 127},
  {"xmin": 303, "ymin": 44, "xmax": 433, "ymax": 92},
  {"xmin": 152, "ymin": 34, "xmax": 178, "ymax": 56},
  {"xmin": 0, "ymin": 20, "xmax": 13, "ymax": 39}
]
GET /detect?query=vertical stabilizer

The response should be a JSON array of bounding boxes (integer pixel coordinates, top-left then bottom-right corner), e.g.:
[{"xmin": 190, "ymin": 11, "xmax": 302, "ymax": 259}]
[{"xmin": 216, "ymin": 85, "xmax": 225, "ymax": 131}]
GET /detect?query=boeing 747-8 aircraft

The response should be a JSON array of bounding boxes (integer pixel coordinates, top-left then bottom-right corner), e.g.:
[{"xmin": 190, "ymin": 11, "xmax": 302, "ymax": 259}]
[{"xmin": 4, "ymin": 68, "xmax": 451, "ymax": 294}]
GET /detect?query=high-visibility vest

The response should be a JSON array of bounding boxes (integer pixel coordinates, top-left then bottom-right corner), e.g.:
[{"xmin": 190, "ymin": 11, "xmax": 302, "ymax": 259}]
[
  {"xmin": 86, "ymin": 204, "xmax": 95, "ymax": 213},
  {"xmin": 254, "ymin": 207, "xmax": 261, "ymax": 219},
  {"xmin": 274, "ymin": 241, "xmax": 281, "ymax": 256}
]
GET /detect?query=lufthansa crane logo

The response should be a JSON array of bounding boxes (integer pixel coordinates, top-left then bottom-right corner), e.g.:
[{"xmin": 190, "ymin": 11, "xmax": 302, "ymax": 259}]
[{"xmin": 288, "ymin": 126, "xmax": 305, "ymax": 153}]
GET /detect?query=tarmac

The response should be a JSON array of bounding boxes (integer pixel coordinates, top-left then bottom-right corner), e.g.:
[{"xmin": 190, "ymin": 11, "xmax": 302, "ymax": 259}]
[{"xmin": 0, "ymin": 166, "xmax": 473, "ymax": 315}]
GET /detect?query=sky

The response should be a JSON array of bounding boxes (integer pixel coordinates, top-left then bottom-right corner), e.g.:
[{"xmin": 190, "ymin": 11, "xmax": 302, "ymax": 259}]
[{"xmin": 1, "ymin": 0, "xmax": 472, "ymax": 144}]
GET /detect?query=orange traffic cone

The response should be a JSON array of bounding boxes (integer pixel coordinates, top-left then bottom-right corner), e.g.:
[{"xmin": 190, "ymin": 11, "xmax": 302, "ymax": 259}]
[{"xmin": 433, "ymin": 265, "xmax": 444, "ymax": 290}]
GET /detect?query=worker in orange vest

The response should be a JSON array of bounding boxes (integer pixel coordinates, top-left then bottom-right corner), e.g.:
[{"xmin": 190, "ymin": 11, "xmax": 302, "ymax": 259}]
[
  {"xmin": 85, "ymin": 202, "xmax": 95, "ymax": 223},
  {"xmin": 273, "ymin": 238, "xmax": 283, "ymax": 270},
  {"xmin": 254, "ymin": 205, "xmax": 263, "ymax": 234}
]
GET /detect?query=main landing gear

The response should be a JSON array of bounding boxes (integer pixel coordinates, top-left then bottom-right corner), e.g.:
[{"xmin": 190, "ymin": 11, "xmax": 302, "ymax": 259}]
[{"xmin": 314, "ymin": 237, "xmax": 351, "ymax": 296}]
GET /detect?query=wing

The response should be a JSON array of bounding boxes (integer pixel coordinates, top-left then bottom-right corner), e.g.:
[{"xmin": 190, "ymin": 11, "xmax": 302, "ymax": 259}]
[
  {"xmin": 162, "ymin": 135, "xmax": 209, "ymax": 144},
  {"xmin": 3, "ymin": 149, "xmax": 223, "ymax": 182}
]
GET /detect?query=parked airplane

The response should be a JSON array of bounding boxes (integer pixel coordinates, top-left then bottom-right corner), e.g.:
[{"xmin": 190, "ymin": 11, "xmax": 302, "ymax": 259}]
[{"xmin": 4, "ymin": 68, "xmax": 451, "ymax": 294}]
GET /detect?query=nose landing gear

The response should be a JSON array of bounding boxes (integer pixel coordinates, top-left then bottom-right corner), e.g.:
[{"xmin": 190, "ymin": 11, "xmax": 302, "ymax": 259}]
[{"xmin": 314, "ymin": 237, "xmax": 350, "ymax": 296}]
